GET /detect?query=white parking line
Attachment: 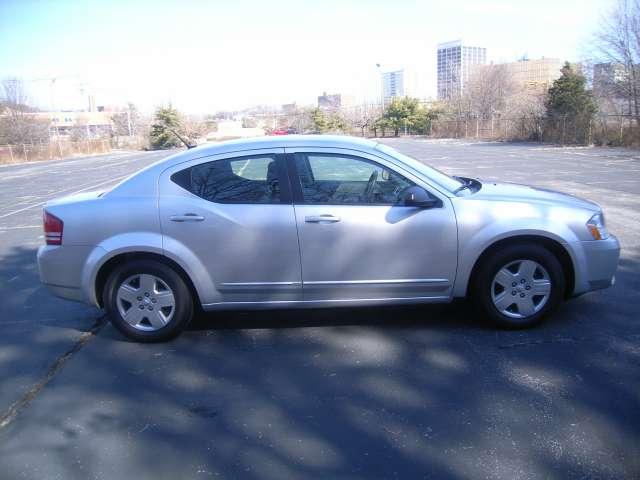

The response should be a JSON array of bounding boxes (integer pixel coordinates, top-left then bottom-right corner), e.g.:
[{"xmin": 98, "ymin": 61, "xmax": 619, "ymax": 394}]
[
  {"xmin": 0, "ymin": 150, "xmax": 144, "ymax": 172},
  {"xmin": 0, "ymin": 225, "xmax": 41, "ymax": 230},
  {"xmin": 0, "ymin": 152, "xmax": 158, "ymax": 182},
  {"xmin": 0, "ymin": 174, "xmax": 131, "ymax": 220}
]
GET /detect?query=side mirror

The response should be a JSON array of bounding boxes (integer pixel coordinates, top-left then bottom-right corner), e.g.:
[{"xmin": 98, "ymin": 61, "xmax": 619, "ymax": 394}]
[{"xmin": 402, "ymin": 186, "xmax": 441, "ymax": 208}]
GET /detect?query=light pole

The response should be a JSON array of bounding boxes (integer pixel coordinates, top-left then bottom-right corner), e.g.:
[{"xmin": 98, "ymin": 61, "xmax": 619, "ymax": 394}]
[{"xmin": 376, "ymin": 63, "xmax": 383, "ymax": 110}]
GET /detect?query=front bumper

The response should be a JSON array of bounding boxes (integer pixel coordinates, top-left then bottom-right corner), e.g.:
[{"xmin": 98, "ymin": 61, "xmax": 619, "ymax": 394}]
[{"xmin": 570, "ymin": 235, "xmax": 620, "ymax": 295}]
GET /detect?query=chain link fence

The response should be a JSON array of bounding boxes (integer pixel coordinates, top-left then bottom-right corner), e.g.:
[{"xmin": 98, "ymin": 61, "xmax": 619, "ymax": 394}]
[
  {"xmin": 369, "ymin": 113, "xmax": 638, "ymax": 146},
  {"xmin": 427, "ymin": 115, "xmax": 640, "ymax": 146},
  {"xmin": 267, "ymin": 104, "xmax": 638, "ymax": 147}
]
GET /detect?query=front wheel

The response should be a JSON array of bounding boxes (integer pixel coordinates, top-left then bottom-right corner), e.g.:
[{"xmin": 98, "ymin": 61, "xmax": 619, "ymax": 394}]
[
  {"xmin": 103, "ymin": 259, "xmax": 194, "ymax": 342},
  {"xmin": 472, "ymin": 243, "xmax": 565, "ymax": 328}
]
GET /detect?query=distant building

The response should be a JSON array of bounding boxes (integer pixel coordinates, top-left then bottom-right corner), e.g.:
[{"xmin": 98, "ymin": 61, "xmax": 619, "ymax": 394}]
[
  {"xmin": 208, "ymin": 120, "xmax": 265, "ymax": 140},
  {"xmin": 593, "ymin": 62, "xmax": 634, "ymax": 115},
  {"xmin": 472, "ymin": 57, "xmax": 563, "ymax": 93},
  {"xmin": 437, "ymin": 40, "xmax": 487, "ymax": 100},
  {"xmin": 594, "ymin": 63, "xmax": 625, "ymax": 89},
  {"xmin": 593, "ymin": 62, "xmax": 627, "ymax": 98},
  {"xmin": 506, "ymin": 57, "xmax": 563, "ymax": 91},
  {"xmin": 281, "ymin": 103, "xmax": 298, "ymax": 114},
  {"xmin": 317, "ymin": 92, "xmax": 353, "ymax": 110},
  {"xmin": 38, "ymin": 111, "xmax": 113, "ymax": 137},
  {"xmin": 381, "ymin": 70, "xmax": 405, "ymax": 104}
]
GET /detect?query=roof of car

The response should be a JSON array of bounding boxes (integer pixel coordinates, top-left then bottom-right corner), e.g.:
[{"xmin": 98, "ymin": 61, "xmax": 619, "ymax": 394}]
[
  {"xmin": 108, "ymin": 135, "xmax": 382, "ymax": 197},
  {"xmin": 178, "ymin": 134, "xmax": 380, "ymax": 160}
]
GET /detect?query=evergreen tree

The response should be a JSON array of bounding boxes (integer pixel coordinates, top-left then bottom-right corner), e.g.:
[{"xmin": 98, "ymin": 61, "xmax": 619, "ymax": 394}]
[
  {"xmin": 377, "ymin": 97, "xmax": 441, "ymax": 136},
  {"xmin": 149, "ymin": 105, "xmax": 183, "ymax": 149},
  {"xmin": 546, "ymin": 63, "xmax": 597, "ymax": 118},
  {"xmin": 310, "ymin": 108, "xmax": 329, "ymax": 133},
  {"xmin": 383, "ymin": 97, "xmax": 420, "ymax": 136},
  {"xmin": 310, "ymin": 108, "xmax": 346, "ymax": 133}
]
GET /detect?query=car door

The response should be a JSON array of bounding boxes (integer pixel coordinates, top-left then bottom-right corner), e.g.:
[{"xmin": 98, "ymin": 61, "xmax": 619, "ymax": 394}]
[
  {"xmin": 158, "ymin": 148, "xmax": 302, "ymax": 305},
  {"xmin": 286, "ymin": 147, "xmax": 458, "ymax": 302}
]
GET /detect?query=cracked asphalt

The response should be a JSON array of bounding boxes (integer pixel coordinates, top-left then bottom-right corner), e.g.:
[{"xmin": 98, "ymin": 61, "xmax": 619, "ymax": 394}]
[{"xmin": 0, "ymin": 139, "xmax": 638, "ymax": 479}]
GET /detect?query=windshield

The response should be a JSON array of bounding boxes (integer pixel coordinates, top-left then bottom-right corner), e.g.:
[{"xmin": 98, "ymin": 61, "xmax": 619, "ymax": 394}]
[{"xmin": 375, "ymin": 144, "xmax": 464, "ymax": 193}]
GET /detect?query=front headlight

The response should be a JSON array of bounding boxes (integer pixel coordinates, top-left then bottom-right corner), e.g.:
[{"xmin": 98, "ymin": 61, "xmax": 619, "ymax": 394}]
[{"xmin": 586, "ymin": 212, "xmax": 609, "ymax": 240}]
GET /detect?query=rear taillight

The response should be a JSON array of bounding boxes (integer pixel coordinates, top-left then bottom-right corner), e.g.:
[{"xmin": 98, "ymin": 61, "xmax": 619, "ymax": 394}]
[{"xmin": 43, "ymin": 210, "xmax": 63, "ymax": 245}]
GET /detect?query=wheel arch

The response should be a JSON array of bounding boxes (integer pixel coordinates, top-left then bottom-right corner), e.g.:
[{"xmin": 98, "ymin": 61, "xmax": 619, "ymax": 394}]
[
  {"xmin": 94, "ymin": 251, "xmax": 202, "ymax": 309},
  {"xmin": 465, "ymin": 235, "xmax": 575, "ymax": 299}
]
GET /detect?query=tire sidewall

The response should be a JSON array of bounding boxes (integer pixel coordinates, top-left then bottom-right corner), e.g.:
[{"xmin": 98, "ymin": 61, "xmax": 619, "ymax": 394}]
[
  {"xmin": 473, "ymin": 244, "xmax": 565, "ymax": 328},
  {"xmin": 103, "ymin": 260, "xmax": 193, "ymax": 342}
]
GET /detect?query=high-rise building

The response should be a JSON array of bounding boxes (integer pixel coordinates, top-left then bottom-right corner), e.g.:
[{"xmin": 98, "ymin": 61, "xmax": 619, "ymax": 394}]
[
  {"xmin": 381, "ymin": 69, "xmax": 405, "ymax": 104},
  {"xmin": 437, "ymin": 40, "xmax": 486, "ymax": 100}
]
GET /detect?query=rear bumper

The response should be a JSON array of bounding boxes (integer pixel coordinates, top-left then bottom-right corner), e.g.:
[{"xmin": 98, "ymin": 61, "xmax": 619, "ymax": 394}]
[
  {"xmin": 37, "ymin": 244, "xmax": 94, "ymax": 303},
  {"xmin": 570, "ymin": 235, "xmax": 620, "ymax": 295}
]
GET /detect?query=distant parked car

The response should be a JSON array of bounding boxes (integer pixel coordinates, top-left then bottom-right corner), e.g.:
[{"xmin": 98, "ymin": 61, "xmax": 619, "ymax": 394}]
[
  {"xmin": 268, "ymin": 128, "xmax": 295, "ymax": 135},
  {"xmin": 38, "ymin": 136, "xmax": 619, "ymax": 342}
]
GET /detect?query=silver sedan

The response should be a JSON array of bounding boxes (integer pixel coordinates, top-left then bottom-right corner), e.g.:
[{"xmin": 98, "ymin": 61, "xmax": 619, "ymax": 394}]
[{"xmin": 37, "ymin": 135, "xmax": 620, "ymax": 342}]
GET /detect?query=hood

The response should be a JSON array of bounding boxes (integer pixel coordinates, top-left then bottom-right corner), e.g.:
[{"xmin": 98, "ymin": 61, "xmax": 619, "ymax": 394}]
[{"xmin": 469, "ymin": 181, "xmax": 600, "ymax": 212}]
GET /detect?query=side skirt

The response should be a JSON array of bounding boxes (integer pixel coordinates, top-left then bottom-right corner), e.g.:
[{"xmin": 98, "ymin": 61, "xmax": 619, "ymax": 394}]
[{"xmin": 201, "ymin": 295, "xmax": 452, "ymax": 311}]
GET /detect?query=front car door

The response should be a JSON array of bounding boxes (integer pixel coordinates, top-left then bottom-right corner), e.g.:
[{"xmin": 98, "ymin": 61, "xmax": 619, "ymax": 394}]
[
  {"xmin": 286, "ymin": 147, "xmax": 458, "ymax": 302},
  {"xmin": 159, "ymin": 148, "xmax": 302, "ymax": 306}
]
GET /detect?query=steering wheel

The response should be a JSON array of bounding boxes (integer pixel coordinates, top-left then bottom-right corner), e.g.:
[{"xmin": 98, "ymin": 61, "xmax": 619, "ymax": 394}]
[{"xmin": 363, "ymin": 170, "xmax": 379, "ymax": 201}]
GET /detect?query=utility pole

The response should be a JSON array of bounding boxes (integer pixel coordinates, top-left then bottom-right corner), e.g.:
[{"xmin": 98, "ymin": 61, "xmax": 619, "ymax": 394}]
[{"xmin": 126, "ymin": 107, "xmax": 133, "ymax": 137}]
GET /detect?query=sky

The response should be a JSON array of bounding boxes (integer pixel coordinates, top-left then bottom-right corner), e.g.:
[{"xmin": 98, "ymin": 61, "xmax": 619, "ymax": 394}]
[{"xmin": 0, "ymin": 0, "xmax": 614, "ymax": 114}]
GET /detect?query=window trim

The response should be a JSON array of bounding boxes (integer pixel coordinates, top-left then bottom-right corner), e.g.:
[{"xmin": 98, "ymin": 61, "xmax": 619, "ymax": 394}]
[
  {"xmin": 170, "ymin": 153, "xmax": 292, "ymax": 205},
  {"xmin": 287, "ymin": 152, "xmax": 425, "ymax": 207}
]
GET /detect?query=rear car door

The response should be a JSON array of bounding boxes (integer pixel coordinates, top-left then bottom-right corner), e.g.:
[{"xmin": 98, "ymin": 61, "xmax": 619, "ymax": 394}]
[
  {"xmin": 286, "ymin": 147, "xmax": 458, "ymax": 302},
  {"xmin": 159, "ymin": 148, "xmax": 302, "ymax": 305}
]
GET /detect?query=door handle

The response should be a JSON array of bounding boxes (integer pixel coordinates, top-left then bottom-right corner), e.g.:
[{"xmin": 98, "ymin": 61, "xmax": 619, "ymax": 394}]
[
  {"xmin": 305, "ymin": 214, "xmax": 341, "ymax": 223},
  {"xmin": 170, "ymin": 213, "xmax": 205, "ymax": 222}
]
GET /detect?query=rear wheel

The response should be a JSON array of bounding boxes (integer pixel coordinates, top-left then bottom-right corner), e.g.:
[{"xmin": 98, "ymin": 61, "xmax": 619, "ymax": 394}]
[
  {"xmin": 103, "ymin": 259, "xmax": 193, "ymax": 342},
  {"xmin": 472, "ymin": 243, "xmax": 565, "ymax": 328}
]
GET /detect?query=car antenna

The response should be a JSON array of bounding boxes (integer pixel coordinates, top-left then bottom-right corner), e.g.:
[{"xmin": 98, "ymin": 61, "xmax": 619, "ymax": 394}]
[{"xmin": 166, "ymin": 126, "xmax": 196, "ymax": 149}]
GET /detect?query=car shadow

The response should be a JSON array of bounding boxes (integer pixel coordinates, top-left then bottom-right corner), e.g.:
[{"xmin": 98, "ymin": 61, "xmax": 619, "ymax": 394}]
[{"xmin": 187, "ymin": 300, "xmax": 479, "ymax": 332}]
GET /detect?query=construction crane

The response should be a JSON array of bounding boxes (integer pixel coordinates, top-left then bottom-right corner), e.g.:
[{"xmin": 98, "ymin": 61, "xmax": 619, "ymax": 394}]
[{"xmin": 29, "ymin": 74, "xmax": 80, "ymax": 111}]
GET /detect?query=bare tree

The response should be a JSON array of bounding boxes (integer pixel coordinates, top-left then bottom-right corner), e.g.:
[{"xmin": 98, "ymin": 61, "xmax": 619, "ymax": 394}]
[
  {"xmin": 181, "ymin": 115, "xmax": 209, "ymax": 145},
  {"xmin": 592, "ymin": 0, "xmax": 640, "ymax": 124},
  {"xmin": 465, "ymin": 64, "xmax": 517, "ymax": 118},
  {"xmin": 344, "ymin": 103, "xmax": 381, "ymax": 137},
  {"xmin": 0, "ymin": 77, "xmax": 49, "ymax": 144},
  {"xmin": 111, "ymin": 103, "xmax": 142, "ymax": 137}
]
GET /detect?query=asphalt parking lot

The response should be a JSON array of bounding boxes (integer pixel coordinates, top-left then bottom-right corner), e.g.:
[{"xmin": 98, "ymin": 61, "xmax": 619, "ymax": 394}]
[{"xmin": 0, "ymin": 138, "xmax": 639, "ymax": 479}]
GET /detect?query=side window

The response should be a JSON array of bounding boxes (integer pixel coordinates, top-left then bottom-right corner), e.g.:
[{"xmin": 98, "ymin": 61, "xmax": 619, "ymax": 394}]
[
  {"xmin": 294, "ymin": 153, "xmax": 416, "ymax": 205},
  {"xmin": 171, "ymin": 155, "xmax": 281, "ymax": 204}
]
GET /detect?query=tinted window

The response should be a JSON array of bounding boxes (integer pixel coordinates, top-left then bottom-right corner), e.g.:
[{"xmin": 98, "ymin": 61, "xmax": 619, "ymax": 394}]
[
  {"xmin": 294, "ymin": 153, "xmax": 415, "ymax": 205},
  {"xmin": 171, "ymin": 155, "xmax": 281, "ymax": 204}
]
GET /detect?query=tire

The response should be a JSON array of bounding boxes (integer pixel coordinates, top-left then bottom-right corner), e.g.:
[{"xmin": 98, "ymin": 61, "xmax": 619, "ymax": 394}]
[
  {"xmin": 471, "ymin": 243, "xmax": 565, "ymax": 329},
  {"xmin": 103, "ymin": 259, "xmax": 194, "ymax": 342}
]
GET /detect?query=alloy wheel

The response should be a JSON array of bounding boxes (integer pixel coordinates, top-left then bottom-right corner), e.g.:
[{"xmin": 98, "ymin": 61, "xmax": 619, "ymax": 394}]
[
  {"xmin": 490, "ymin": 259, "xmax": 552, "ymax": 319},
  {"xmin": 116, "ymin": 274, "xmax": 176, "ymax": 331}
]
